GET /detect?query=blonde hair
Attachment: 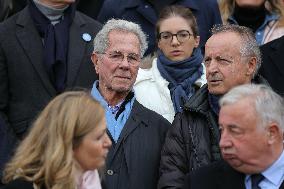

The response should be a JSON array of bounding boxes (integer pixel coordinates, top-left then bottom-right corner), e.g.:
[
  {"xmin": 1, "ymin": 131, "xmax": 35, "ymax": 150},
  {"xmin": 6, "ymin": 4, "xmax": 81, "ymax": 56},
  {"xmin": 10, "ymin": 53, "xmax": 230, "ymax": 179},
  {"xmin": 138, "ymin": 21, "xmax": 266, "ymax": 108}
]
[
  {"xmin": 2, "ymin": 91, "xmax": 105, "ymax": 189},
  {"xmin": 219, "ymin": 0, "xmax": 284, "ymax": 26}
]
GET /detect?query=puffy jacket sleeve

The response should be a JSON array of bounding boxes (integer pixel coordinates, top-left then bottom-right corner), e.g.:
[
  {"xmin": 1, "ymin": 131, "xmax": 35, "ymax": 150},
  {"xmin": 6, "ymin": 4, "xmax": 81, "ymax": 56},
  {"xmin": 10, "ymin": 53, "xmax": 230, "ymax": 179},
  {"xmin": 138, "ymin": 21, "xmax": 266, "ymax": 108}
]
[{"xmin": 158, "ymin": 113, "xmax": 189, "ymax": 189}]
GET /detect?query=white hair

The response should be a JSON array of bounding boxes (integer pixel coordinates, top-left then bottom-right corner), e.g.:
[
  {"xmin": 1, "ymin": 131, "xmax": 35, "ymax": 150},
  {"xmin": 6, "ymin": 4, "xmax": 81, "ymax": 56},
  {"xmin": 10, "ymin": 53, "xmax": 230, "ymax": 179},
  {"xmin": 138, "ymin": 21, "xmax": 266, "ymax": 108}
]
[
  {"xmin": 220, "ymin": 84, "xmax": 284, "ymax": 131},
  {"xmin": 93, "ymin": 19, "xmax": 148, "ymax": 57}
]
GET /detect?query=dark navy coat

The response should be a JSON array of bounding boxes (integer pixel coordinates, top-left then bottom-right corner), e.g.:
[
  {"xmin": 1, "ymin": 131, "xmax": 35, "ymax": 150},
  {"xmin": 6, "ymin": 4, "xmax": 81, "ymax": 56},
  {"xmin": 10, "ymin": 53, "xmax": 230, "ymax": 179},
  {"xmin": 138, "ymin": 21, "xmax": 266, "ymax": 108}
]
[{"xmin": 97, "ymin": 0, "xmax": 222, "ymax": 55}]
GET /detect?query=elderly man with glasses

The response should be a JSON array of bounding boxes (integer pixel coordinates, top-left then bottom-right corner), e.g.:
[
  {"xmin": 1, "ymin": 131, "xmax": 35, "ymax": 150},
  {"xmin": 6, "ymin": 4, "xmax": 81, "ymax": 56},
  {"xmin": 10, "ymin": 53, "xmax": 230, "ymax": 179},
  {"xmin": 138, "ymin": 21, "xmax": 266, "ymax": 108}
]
[{"xmin": 90, "ymin": 18, "xmax": 170, "ymax": 189}]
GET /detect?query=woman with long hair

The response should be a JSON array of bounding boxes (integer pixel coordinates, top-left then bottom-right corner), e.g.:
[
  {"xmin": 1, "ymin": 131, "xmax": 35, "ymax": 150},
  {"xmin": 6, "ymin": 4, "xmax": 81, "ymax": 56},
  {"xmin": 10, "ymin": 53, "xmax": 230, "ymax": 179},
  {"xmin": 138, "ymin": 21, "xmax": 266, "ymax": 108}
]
[
  {"xmin": 134, "ymin": 5, "xmax": 206, "ymax": 123},
  {"xmin": 2, "ymin": 91, "xmax": 111, "ymax": 189},
  {"xmin": 219, "ymin": 0, "xmax": 284, "ymax": 44}
]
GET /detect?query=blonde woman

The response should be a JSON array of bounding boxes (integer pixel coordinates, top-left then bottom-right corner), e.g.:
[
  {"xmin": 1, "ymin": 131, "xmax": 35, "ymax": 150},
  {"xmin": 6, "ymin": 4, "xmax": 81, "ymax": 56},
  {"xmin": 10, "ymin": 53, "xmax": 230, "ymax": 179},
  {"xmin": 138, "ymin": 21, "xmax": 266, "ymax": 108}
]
[
  {"xmin": 219, "ymin": 0, "xmax": 284, "ymax": 44},
  {"xmin": 2, "ymin": 91, "xmax": 111, "ymax": 189}
]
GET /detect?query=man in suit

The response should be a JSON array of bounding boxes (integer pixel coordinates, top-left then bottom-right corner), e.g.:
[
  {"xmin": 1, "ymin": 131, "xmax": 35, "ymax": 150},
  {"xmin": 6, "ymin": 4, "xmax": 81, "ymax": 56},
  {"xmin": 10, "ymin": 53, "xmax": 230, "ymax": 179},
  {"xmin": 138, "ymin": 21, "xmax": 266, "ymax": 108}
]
[
  {"xmin": 0, "ymin": 0, "xmax": 101, "ymax": 182},
  {"xmin": 259, "ymin": 35, "xmax": 284, "ymax": 96},
  {"xmin": 97, "ymin": 0, "xmax": 222, "ymax": 56},
  {"xmin": 90, "ymin": 19, "xmax": 170, "ymax": 189},
  {"xmin": 184, "ymin": 84, "xmax": 284, "ymax": 189}
]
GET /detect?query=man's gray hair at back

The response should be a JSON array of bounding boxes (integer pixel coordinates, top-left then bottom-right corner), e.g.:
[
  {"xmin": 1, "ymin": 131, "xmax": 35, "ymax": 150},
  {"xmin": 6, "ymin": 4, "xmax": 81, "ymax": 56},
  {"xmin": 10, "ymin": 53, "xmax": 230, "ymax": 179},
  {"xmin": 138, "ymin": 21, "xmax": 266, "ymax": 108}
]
[
  {"xmin": 93, "ymin": 19, "xmax": 148, "ymax": 57},
  {"xmin": 211, "ymin": 24, "xmax": 261, "ymax": 77}
]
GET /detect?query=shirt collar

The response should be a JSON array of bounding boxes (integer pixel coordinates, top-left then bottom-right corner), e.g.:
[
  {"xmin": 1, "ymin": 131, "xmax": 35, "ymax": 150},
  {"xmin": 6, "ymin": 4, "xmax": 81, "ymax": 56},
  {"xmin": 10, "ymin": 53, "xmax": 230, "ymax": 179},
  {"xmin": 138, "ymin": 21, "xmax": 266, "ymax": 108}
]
[
  {"xmin": 245, "ymin": 149, "xmax": 284, "ymax": 186},
  {"xmin": 262, "ymin": 149, "xmax": 284, "ymax": 186}
]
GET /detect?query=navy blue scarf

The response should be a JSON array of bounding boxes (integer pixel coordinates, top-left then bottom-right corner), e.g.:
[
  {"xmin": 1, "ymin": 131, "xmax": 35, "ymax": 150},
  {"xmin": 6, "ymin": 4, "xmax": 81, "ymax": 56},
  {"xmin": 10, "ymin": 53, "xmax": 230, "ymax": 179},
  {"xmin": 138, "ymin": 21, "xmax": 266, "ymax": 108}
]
[
  {"xmin": 157, "ymin": 48, "xmax": 203, "ymax": 112},
  {"xmin": 28, "ymin": 0, "xmax": 76, "ymax": 93},
  {"xmin": 208, "ymin": 93, "xmax": 221, "ymax": 116}
]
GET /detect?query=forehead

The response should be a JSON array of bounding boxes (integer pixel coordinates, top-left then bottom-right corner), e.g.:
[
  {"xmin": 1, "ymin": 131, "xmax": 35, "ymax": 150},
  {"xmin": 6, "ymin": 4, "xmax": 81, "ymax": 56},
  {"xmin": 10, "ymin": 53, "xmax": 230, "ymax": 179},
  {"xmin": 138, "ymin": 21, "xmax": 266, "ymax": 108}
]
[
  {"xmin": 159, "ymin": 16, "xmax": 192, "ymax": 32},
  {"xmin": 107, "ymin": 30, "xmax": 141, "ymax": 53},
  {"xmin": 205, "ymin": 32, "xmax": 242, "ymax": 57},
  {"xmin": 219, "ymin": 98, "xmax": 257, "ymax": 127}
]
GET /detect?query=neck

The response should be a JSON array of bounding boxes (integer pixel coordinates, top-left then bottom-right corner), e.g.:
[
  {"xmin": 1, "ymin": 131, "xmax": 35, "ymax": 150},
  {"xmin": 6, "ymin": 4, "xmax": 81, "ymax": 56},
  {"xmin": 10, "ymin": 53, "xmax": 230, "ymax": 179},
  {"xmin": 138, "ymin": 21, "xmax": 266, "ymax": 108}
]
[
  {"xmin": 33, "ymin": 0, "xmax": 68, "ymax": 24},
  {"xmin": 233, "ymin": 3, "xmax": 266, "ymax": 32},
  {"xmin": 98, "ymin": 85, "xmax": 129, "ymax": 106},
  {"xmin": 36, "ymin": 0, "xmax": 70, "ymax": 9}
]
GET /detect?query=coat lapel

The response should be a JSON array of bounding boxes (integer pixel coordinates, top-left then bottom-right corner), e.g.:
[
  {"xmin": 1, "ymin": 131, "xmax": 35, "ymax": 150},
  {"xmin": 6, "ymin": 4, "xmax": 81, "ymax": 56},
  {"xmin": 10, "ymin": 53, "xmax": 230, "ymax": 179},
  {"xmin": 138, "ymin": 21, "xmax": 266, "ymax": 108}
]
[
  {"xmin": 107, "ymin": 101, "xmax": 145, "ymax": 164},
  {"xmin": 15, "ymin": 7, "xmax": 56, "ymax": 96},
  {"xmin": 66, "ymin": 12, "xmax": 90, "ymax": 87},
  {"xmin": 218, "ymin": 162, "xmax": 246, "ymax": 189}
]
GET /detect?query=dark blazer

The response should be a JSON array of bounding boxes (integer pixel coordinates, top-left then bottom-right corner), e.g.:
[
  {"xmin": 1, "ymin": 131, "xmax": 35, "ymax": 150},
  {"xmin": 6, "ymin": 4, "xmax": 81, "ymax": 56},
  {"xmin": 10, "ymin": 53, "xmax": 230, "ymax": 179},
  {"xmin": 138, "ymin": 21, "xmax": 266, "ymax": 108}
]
[
  {"xmin": 1, "ymin": 179, "xmax": 44, "ymax": 189},
  {"xmin": 183, "ymin": 160, "xmax": 284, "ymax": 189},
  {"xmin": 260, "ymin": 35, "xmax": 284, "ymax": 96},
  {"xmin": 97, "ymin": 0, "xmax": 222, "ymax": 55},
  {"xmin": 0, "ymin": 6, "xmax": 101, "ymax": 180},
  {"xmin": 103, "ymin": 100, "xmax": 170, "ymax": 189}
]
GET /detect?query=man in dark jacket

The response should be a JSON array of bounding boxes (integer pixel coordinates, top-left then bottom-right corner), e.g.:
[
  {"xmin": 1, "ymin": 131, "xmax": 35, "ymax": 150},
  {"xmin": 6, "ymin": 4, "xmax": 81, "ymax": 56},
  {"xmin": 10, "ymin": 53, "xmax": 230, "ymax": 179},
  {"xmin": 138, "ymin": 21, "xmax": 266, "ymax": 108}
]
[
  {"xmin": 183, "ymin": 84, "xmax": 284, "ymax": 189},
  {"xmin": 91, "ymin": 19, "xmax": 170, "ymax": 189},
  {"xmin": 0, "ymin": 0, "xmax": 101, "ymax": 183},
  {"xmin": 259, "ymin": 35, "xmax": 284, "ymax": 96},
  {"xmin": 158, "ymin": 25, "xmax": 267, "ymax": 189},
  {"xmin": 97, "ymin": 0, "xmax": 222, "ymax": 56}
]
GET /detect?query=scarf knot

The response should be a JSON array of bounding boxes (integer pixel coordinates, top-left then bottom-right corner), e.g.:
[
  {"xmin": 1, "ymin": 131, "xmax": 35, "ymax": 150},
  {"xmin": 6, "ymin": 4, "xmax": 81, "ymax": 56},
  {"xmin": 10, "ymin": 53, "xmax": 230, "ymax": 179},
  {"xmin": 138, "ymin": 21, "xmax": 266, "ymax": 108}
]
[{"xmin": 157, "ymin": 48, "xmax": 203, "ymax": 112}]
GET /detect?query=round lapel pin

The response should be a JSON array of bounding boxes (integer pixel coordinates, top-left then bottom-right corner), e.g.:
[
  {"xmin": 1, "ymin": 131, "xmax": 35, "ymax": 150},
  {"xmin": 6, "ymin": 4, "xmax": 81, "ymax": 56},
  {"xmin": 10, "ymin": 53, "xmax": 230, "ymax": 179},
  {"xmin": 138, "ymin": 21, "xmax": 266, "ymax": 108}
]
[{"xmin": 82, "ymin": 33, "xmax": 92, "ymax": 42}]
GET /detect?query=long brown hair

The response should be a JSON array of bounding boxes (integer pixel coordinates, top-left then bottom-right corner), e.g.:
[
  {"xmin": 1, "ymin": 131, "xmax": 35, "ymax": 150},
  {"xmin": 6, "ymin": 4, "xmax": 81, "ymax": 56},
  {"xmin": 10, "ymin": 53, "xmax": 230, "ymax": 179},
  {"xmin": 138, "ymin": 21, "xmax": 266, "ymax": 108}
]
[
  {"xmin": 3, "ymin": 91, "xmax": 105, "ymax": 189},
  {"xmin": 156, "ymin": 5, "xmax": 199, "ymax": 39}
]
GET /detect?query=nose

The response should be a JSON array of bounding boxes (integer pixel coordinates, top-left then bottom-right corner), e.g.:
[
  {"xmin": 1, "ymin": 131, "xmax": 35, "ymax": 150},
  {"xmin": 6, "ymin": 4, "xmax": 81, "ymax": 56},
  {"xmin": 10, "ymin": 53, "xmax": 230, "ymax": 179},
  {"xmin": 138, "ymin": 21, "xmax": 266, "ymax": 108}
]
[
  {"xmin": 103, "ymin": 133, "xmax": 112, "ymax": 148},
  {"xmin": 119, "ymin": 55, "xmax": 131, "ymax": 68},
  {"xmin": 219, "ymin": 130, "xmax": 232, "ymax": 149},
  {"xmin": 206, "ymin": 59, "xmax": 219, "ymax": 74},
  {"xmin": 171, "ymin": 35, "xmax": 180, "ymax": 45}
]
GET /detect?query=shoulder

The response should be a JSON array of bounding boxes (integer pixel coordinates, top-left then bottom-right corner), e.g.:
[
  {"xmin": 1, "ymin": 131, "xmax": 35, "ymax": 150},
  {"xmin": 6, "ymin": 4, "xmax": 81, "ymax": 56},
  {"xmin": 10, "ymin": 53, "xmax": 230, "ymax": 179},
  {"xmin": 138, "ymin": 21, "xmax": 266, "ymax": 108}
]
[
  {"xmin": 183, "ymin": 84, "xmax": 209, "ymax": 111},
  {"xmin": 184, "ymin": 161, "xmax": 237, "ymax": 189},
  {"xmin": 74, "ymin": 11, "xmax": 102, "ymax": 30},
  {"xmin": 132, "ymin": 100, "xmax": 170, "ymax": 127},
  {"xmin": 261, "ymin": 35, "xmax": 284, "ymax": 52},
  {"xmin": 2, "ymin": 179, "xmax": 34, "ymax": 189}
]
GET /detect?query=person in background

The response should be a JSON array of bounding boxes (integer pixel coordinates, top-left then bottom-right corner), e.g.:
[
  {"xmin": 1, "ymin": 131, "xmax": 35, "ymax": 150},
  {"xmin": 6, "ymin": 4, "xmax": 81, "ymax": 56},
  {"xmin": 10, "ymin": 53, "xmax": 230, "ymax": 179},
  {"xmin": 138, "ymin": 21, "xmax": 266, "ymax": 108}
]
[
  {"xmin": 91, "ymin": 18, "xmax": 170, "ymax": 189},
  {"xmin": 134, "ymin": 5, "xmax": 206, "ymax": 123},
  {"xmin": 97, "ymin": 0, "xmax": 222, "ymax": 56},
  {"xmin": 0, "ymin": 0, "xmax": 102, "ymax": 181},
  {"xmin": 183, "ymin": 84, "xmax": 284, "ymax": 189},
  {"xmin": 259, "ymin": 35, "xmax": 284, "ymax": 96},
  {"xmin": 219, "ymin": 0, "xmax": 284, "ymax": 44},
  {"xmin": 1, "ymin": 91, "xmax": 112, "ymax": 189},
  {"xmin": 158, "ymin": 24, "xmax": 267, "ymax": 189},
  {"xmin": 76, "ymin": 0, "xmax": 104, "ymax": 20}
]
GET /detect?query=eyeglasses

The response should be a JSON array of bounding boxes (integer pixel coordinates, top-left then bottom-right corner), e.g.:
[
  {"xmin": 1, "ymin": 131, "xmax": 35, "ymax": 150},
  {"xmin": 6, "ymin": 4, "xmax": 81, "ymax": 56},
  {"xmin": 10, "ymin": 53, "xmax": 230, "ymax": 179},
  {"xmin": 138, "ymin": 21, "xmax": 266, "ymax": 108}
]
[
  {"xmin": 158, "ymin": 30, "xmax": 192, "ymax": 43},
  {"xmin": 98, "ymin": 50, "xmax": 141, "ymax": 65}
]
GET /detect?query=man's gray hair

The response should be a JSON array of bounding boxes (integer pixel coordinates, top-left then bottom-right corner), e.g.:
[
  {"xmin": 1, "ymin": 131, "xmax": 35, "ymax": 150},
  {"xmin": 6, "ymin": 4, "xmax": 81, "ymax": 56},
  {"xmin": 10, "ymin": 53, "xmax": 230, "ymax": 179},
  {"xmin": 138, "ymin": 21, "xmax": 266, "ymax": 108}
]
[
  {"xmin": 219, "ymin": 84, "xmax": 284, "ymax": 131},
  {"xmin": 211, "ymin": 24, "xmax": 261, "ymax": 77},
  {"xmin": 93, "ymin": 19, "xmax": 148, "ymax": 57}
]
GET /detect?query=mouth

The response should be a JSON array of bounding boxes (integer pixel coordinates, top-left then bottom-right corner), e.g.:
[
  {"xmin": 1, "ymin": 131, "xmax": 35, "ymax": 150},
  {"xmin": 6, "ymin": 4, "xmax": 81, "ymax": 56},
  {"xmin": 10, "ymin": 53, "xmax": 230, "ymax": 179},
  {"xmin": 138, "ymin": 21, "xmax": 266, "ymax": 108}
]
[
  {"xmin": 115, "ymin": 76, "xmax": 131, "ymax": 80},
  {"xmin": 222, "ymin": 153, "xmax": 236, "ymax": 160},
  {"xmin": 170, "ymin": 50, "xmax": 183, "ymax": 56}
]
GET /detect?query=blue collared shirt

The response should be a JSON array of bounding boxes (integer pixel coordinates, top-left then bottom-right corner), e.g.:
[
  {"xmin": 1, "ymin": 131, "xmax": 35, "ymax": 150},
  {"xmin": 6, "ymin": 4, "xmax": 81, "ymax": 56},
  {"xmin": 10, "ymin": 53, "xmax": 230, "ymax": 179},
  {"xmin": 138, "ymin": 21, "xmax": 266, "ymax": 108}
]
[
  {"xmin": 228, "ymin": 13, "xmax": 279, "ymax": 45},
  {"xmin": 91, "ymin": 81, "xmax": 135, "ymax": 143},
  {"xmin": 245, "ymin": 150, "xmax": 284, "ymax": 189}
]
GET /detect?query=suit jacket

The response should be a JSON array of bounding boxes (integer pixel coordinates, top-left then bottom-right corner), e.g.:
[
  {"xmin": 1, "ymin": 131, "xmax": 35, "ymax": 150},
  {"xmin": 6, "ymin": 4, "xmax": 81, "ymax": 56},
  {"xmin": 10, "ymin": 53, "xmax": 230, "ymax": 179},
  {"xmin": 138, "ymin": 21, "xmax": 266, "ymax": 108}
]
[
  {"xmin": 103, "ymin": 100, "xmax": 170, "ymax": 189},
  {"xmin": 260, "ymin": 35, "xmax": 284, "ymax": 96},
  {"xmin": 1, "ymin": 179, "xmax": 45, "ymax": 189},
  {"xmin": 183, "ymin": 160, "xmax": 284, "ymax": 189},
  {"xmin": 0, "ymin": 6, "xmax": 101, "ymax": 180}
]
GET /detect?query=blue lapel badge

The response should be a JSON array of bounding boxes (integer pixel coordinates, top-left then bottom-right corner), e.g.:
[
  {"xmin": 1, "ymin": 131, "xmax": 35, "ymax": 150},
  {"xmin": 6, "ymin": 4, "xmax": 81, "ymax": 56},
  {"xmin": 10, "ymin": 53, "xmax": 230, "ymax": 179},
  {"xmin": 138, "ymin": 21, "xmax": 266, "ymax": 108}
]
[{"xmin": 82, "ymin": 33, "xmax": 92, "ymax": 42}]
